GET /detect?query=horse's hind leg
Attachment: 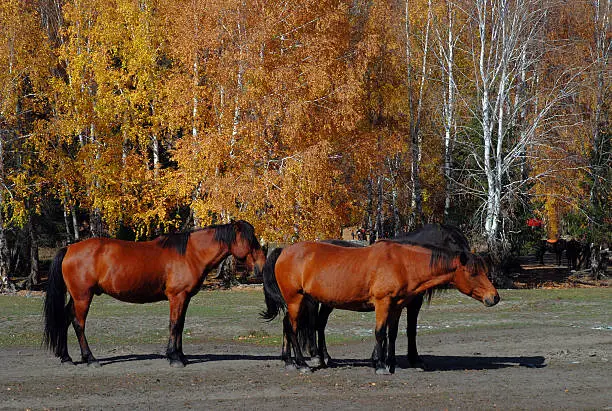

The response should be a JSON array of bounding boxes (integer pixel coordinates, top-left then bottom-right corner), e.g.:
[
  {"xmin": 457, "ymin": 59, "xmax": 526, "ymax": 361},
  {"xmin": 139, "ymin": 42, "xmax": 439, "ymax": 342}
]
[
  {"xmin": 58, "ymin": 299, "xmax": 75, "ymax": 365},
  {"xmin": 386, "ymin": 309, "xmax": 401, "ymax": 374},
  {"xmin": 281, "ymin": 314, "xmax": 292, "ymax": 365},
  {"xmin": 406, "ymin": 294, "xmax": 425, "ymax": 369},
  {"xmin": 285, "ymin": 299, "xmax": 311, "ymax": 372},
  {"xmin": 71, "ymin": 293, "xmax": 99, "ymax": 367},
  {"xmin": 303, "ymin": 301, "xmax": 318, "ymax": 359},
  {"xmin": 281, "ymin": 315, "xmax": 295, "ymax": 368},
  {"xmin": 315, "ymin": 304, "xmax": 334, "ymax": 367}
]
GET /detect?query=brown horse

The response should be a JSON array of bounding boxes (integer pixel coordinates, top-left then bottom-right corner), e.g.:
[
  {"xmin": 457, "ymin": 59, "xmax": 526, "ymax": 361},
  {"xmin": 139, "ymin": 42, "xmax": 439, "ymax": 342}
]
[
  {"xmin": 44, "ymin": 220, "xmax": 265, "ymax": 367},
  {"xmin": 299, "ymin": 224, "xmax": 473, "ymax": 369},
  {"xmin": 261, "ymin": 240, "xmax": 499, "ymax": 374}
]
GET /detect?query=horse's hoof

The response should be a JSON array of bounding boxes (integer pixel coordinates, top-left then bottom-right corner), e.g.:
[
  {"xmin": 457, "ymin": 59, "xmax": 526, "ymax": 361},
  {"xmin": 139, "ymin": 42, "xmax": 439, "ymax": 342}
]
[
  {"xmin": 60, "ymin": 359, "xmax": 75, "ymax": 366},
  {"xmin": 375, "ymin": 367, "xmax": 392, "ymax": 375},
  {"xmin": 306, "ymin": 356, "xmax": 326, "ymax": 368},
  {"xmin": 169, "ymin": 359, "xmax": 186, "ymax": 368},
  {"xmin": 298, "ymin": 365, "xmax": 313, "ymax": 374},
  {"xmin": 87, "ymin": 360, "xmax": 101, "ymax": 368},
  {"xmin": 284, "ymin": 363, "xmax": 297, "ymax": 371},
  {"xmin": 408, "ymin": 358, "xmax": 426, "ymax": 371}
]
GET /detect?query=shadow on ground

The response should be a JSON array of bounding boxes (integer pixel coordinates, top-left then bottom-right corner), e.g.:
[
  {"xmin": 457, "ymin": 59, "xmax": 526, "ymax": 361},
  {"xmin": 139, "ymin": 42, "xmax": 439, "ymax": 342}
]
[
  {"xmin": 95, "ymin": 353, "xmax": 278, "ymax": 367},
  {"xmin": 326, "ymin": 355, "xmax": 546, "ymax": 372}
]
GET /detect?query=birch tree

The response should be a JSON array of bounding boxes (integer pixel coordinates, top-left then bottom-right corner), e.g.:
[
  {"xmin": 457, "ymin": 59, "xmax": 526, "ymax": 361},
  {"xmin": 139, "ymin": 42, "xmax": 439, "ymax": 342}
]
[
  {"xmin": 433, "ymin": 0, "xmax": 460, "ymax": 222},
  {"xmin": 588, "ymin": 0, "xmax": 611, "ymax": 238},
  {"xmin": 405, "ymin": 0, "xmax": 432, "ymax": 228},
  {"xmin": 457, "ymin": 0, "xmax": 581, "ymax": 260}
]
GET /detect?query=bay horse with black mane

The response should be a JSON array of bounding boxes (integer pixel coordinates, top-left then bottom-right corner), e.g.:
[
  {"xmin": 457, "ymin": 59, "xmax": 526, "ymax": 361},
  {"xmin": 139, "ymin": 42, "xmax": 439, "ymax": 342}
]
[
  {"xmin": 262, "ymin": 240, "xmax": 499, "ymax": 374},
  {"xmin": 298, "ymin": 224, "xmax": 473, "ymax": 370},
  {"xmin": 43, "ymin": 220, "xmax": 265, "ymax": 367}
]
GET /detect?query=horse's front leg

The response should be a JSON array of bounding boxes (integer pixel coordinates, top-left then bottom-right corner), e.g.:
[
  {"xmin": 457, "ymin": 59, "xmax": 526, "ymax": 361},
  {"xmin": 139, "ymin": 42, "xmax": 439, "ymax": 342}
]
[
  {"xmin": 372, "ymin": 298, "xmax": 391, "ymax": 375},
  {"xmin": 167, "ymin": 292, "xmax": 191, "ymax": 367}
]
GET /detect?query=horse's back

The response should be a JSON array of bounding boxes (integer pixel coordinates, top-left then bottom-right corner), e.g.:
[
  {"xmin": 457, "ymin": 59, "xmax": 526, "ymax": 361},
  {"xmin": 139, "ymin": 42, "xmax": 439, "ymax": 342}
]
[
  {"xmin": 277, "ymin": 242, "xmax": 370, "ymax": 287},
  {"xmin": 62, "ymin": 237, "xmax": 169, "ymax": 302}
]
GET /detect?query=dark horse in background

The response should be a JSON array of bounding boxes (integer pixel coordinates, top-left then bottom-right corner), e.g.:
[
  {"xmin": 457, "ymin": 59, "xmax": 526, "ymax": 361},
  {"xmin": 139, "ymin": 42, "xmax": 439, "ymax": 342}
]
[
  {"xmin": 565, "ymin": 239, "xmax": 582, "ymax": 270},
  {"xmin": 536, "ymin": 238, "xmax": 567, "ymax": 266},
  {"xmin": 44, "ymin": 220, "xmax": 266, "ymax": 367},
  {"xmin": 262, "ymin": 228, "xmax": 499, "ymax": 374},
  {"xmin": 296, "ymin": 224, "xmax": 473, "ymax": 370}
]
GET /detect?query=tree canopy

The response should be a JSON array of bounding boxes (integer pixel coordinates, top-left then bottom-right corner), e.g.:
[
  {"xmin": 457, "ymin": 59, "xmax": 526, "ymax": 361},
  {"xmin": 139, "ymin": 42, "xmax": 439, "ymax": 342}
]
[{"xmin": 0, "ymin": 0, "xmax": 609, "ymax": 287}]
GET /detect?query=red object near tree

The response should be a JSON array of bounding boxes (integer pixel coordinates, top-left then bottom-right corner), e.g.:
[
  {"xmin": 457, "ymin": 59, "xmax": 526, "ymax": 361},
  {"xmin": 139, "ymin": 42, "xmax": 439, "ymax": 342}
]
[{"xmin": 527, "ymin": 218, "xmax": 543, "ymax": 227}]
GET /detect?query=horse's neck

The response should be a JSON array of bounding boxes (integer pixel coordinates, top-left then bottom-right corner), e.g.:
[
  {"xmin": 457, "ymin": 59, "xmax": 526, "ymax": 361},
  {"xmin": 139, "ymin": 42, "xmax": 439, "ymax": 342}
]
[
  {"xmin": 411, "ymin": 271, "xmax": 454, "ymax": 295},
  {"xmin": 189, "ymin": 230, "xmax": 231, "ymax": 270},
  {"xmin": 410, "ymin": 256, "xmax": 457, "ymax": 295}
]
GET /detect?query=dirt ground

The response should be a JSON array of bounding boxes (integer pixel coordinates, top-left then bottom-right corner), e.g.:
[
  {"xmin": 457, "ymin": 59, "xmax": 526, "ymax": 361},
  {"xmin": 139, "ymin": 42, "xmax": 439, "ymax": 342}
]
[
  {"xmin": 2, "ymin": 323, "xmax": 611, "ymax": 410},
  {"xmin": 2, "ymin": 249, "xmax": 611, "ymax": 410},
  {"xmin": 1, "ymin": 287, "xmax": 611, "ymax": 410}
]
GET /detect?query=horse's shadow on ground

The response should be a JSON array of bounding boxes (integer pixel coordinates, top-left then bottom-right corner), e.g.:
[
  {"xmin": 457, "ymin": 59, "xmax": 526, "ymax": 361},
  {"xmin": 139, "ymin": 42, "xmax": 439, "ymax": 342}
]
[
  {"xmin": 94, "ymin": 353, "xmax": 545, "ymax": 371},
  {"xmin": 327, "ymin": 354, "xmax": 546, "ymax": 371},
  {"xmin": 96, "ymin": 353, "xmax": 278, "ymax": 366}
]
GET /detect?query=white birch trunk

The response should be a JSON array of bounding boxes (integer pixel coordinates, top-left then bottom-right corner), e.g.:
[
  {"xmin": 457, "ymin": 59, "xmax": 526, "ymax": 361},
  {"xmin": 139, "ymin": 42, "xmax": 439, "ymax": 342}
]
[
  {"xmin": 441, "ymin": 0, "xmax": 456, "ymax": 221},
  {"xmin": 405, "ymin": 0, "xmax": 431, "ymax": 227},
  {"xmin": 0, "ymin": 135, "xmax": 13, "ymax": 292},
  {"xmin": 72, "ymin": 205, "xmax": 79, "ymax": 240},
  {"xmin": 151, "ymin": 134, "xmax": 159, "ymax": 179},
  {"xmin": 192, "ymin": 59, "xmax": 199, "ymax": 139}
]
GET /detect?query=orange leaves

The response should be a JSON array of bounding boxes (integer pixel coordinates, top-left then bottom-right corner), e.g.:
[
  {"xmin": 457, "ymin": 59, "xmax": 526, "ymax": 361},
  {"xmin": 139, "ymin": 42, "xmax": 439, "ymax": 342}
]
[
  {"xmin": 3, "ymin": 0, "xmax": 599, "ymax": 247},
  {"xmin": 261, "ymin": 140, "xmax": 348, "ymax": 241}
]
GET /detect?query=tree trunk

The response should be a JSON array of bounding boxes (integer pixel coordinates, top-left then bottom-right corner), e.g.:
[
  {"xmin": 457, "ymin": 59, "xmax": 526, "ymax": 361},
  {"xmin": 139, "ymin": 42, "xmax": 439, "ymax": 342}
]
[
  {"xmin": 374, "ymin": 176, "xmax": 383, "ymax": 240},
  {"xmin": 589, "ymin": 0, "xmax": 610, "ymax": 242},
  {"xmin": 151, "ymin": 134, "xmax": 160, "ymax": 178},
  {"xmin": 440, "ymin": 0, "xmax": 456, "ymax": 222},
  {"xmin": 26, "ymin": 217, "xmax": 39, "ymax": 290},
  {"xmin": 63, "ymin": 207, "xmax": 72, "ymax": 241},
  {"xmin": 71, "ymin": 205, "xmax": 79, "ymax": 241},
  {"xmin": 365, "ymin": 176, "xmax": 374, "ymax": 241},
  {"xmin": 405, "ymin": 0, "xmax": 431, "ymax": 229}
]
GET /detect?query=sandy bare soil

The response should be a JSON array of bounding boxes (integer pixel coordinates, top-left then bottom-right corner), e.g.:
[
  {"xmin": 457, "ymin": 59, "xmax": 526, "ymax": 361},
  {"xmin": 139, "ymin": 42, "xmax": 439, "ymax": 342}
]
[{"xmin": 1, "ymin": 287, "xmax": 611, "ymax": 410}]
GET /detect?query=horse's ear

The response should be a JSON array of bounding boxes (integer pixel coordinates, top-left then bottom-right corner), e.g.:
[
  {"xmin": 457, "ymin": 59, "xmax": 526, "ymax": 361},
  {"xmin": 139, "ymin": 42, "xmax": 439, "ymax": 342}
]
[{"xmin": 459, "ymin": 251, "xmax": 468, "ymax": 266}]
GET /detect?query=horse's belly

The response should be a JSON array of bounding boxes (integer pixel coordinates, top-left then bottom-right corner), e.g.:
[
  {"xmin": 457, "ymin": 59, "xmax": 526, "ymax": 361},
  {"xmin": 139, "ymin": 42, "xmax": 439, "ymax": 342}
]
[
  {"xmin": 329, "ymin": 301, "xmax": 374, "ymax": 312},
  {"xmin": 97, "ymin": 276, "xmax": 166, "ymax": 304},
  {"xmin": 110, "ymin": 291, "xmax": 166, "ymax": 304}
]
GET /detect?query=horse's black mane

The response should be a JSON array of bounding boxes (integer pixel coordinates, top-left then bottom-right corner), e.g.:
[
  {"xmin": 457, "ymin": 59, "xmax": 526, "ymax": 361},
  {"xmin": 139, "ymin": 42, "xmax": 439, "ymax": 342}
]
[
  {"xmin": 158, "ymin": 220, "xmax": 260, "ymax": 256},
  {"xmin": 393, "ymin": 223, "xmax": 470, "ymax": 252},
  {"xmin": 213, "ymin": 220, "xmax": 261, "ymax": 251},
  {"xmin": 159, "ymin": 231, "xmax": 191, "ymax": 255},
  {"xmin": 384, "ymin": 238, "xmax": 458, "ymax": 272}
]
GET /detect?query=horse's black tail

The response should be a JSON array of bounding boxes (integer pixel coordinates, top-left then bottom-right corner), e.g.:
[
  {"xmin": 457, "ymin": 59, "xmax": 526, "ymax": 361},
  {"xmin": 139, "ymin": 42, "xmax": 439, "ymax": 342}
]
[
  {"xmin": 260, "ymin": 248, "xmax": 286, "ymax": 321},
  {"xmin": 43, "ymin": 247, "xmax": 68, "ymax": 357}
]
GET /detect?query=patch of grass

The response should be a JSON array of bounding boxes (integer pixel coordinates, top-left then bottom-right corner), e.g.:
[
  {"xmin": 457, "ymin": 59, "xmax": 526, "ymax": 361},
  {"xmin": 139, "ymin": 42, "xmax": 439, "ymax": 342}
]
[{"xmin": 0, "ymin": 288, "xmax": 609, "ymax": 349}]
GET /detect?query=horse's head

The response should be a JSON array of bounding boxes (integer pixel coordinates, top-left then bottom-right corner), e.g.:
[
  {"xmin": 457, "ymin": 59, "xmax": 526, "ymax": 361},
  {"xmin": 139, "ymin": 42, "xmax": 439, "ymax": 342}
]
[
  {"xmin": 452, "ymin": 252, "xmax": 500, "ymax": 307},
  {"xmin": 230, "ymin": 220, "xmax": 266, "ymax": 277}
]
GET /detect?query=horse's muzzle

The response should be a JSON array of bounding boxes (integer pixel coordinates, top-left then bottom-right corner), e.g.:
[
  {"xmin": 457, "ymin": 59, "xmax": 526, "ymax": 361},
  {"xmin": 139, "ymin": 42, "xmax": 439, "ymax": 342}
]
[{"xmin": 484, "ymin": 293, "xmax": 500, "ymax": 307}]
